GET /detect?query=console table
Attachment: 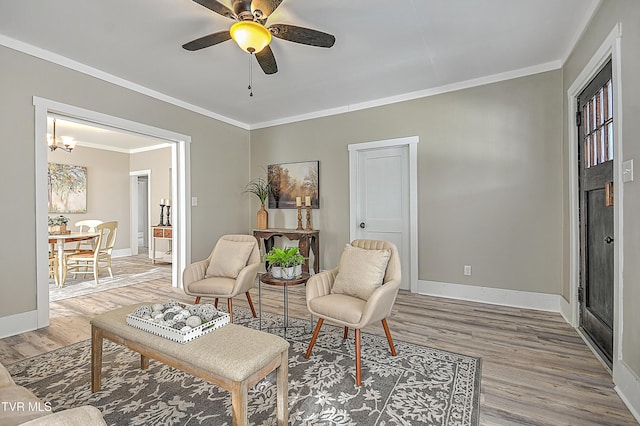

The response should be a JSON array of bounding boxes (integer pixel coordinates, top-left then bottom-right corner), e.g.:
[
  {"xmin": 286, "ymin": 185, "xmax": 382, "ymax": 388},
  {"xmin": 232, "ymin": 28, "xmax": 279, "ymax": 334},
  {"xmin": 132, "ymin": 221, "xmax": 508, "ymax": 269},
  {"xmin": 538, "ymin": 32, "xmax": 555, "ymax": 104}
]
[
  {"xmin": 253, "ymin": 228, "xmax": 319, "ymax": 274},
  {"xmin": 151, "ymin": 225, "xmax": 172, "ymax": 264}
]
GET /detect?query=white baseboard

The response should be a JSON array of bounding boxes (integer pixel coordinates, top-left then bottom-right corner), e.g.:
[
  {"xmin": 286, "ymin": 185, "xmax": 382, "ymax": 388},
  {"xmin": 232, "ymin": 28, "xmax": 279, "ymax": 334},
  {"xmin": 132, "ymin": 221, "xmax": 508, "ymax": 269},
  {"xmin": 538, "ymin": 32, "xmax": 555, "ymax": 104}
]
[
  {"xmin": 417, "ymin": 280, "xmax": 561, "ymax": 312},
  {"xmin": 0, "ymin": 310, "xmax": 38, "ymax": 339},
  {"xmin": 559, "ymin": 295, "xmax": 574, "ymax": 326},
  {"xmin": 614, "ymin": 360, "xmax": 640, "ymax": 423},
  {"xmin": 112, "ymin": 248, "xmax": 133, "ymax": 258}
]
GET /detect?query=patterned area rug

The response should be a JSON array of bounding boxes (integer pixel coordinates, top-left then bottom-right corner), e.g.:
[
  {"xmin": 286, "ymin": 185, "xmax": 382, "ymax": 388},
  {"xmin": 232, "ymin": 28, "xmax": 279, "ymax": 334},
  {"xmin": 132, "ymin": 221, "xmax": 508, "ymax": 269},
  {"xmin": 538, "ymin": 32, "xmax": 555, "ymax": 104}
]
[
  {"xmin": 8, "ymin": 308, "xmax": 481, "ymax": 425},
  {"xmin": 50, "ymin": 257, "xmax": 170, "ymax": 302}
]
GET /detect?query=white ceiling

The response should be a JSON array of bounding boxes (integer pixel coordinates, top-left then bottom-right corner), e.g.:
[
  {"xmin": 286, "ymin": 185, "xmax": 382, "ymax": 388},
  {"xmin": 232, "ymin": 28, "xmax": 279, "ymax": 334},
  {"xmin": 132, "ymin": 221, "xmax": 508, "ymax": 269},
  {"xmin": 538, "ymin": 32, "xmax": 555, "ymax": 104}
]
[{"xmin": 1, "ymin": 0, "xmax": 600, "ymax": 134}]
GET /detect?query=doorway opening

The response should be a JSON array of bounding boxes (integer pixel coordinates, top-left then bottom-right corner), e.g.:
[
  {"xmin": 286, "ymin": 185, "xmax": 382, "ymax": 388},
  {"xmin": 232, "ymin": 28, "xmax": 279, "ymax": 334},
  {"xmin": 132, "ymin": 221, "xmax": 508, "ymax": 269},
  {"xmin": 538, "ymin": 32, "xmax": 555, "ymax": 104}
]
[{"xmin": 34, "ymin": 97, "xmax": 191, "ymax": 329}]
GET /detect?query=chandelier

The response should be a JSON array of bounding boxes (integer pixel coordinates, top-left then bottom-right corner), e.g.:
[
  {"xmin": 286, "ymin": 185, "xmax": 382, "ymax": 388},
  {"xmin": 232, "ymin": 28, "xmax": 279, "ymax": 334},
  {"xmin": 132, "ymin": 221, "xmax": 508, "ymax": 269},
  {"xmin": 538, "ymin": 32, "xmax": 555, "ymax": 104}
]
[{"xmin": 48, "ymin": 118, "xmax": 76, "ymax": 152}]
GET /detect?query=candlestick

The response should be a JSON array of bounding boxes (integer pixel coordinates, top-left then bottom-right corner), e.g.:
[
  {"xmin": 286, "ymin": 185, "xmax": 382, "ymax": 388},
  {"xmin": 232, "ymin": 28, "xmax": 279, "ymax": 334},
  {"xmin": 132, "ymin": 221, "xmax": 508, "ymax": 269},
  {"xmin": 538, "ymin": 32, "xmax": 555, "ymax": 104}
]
[
  {"xmin": 305, "ymin": 196, "xmax": 311, "ymax": 207},
  {"xmin": 166, "ymin": 205, "xmax": 171, "ymax": 227},
  {"xmin": 305, "ymin": 205, "xmax": 312, "ymax": 230},
  {"xmin": 296, "ymin": 206, "xmax": 303, "ymax": 230},
  {"xmin": 158, "ymin": 204, "xmax": 165, "ymax": 226},
  {"xmin": 296, "ymin": 196, "xmax": 301, "ymax": 207}
]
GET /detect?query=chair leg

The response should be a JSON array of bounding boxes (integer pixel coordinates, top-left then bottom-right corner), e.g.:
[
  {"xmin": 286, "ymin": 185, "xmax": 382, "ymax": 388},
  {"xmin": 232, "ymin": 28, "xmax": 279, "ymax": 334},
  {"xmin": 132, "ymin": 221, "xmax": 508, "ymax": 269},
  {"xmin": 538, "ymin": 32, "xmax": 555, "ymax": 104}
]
[
  {"xmin": 381, "ymin": 319, "xmax": 397, "ymax": 356},
  {"xmin": 228, "ymin": 298, "xmax": 233, "ymax": 323},
  {"xmin": 343, "ymin": 327, "xmax": 349, "ymax": 339},
  {"xmin": 214, "ymin": 298, "xmax": 219, "ymax": 308},
  {"xmin": 355, "ymin": 329, "xmax": 362, "ymax": 387},
  {"xmin": 246, "ymin": 292, "xmax": 257, "ymax": 318},
  {"xmin": 194, "ymin": 297, "xmax": 201, "ymax": 304},
  {"xmin": 305, "ymin": 318, "xmax": 324, "ymax": 359}
]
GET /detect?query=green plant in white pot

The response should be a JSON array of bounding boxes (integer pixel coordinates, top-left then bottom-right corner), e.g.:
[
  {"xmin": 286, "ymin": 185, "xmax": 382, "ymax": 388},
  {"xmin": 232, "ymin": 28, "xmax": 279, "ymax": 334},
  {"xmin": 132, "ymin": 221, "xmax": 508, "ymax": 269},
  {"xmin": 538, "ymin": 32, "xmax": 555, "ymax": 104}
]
[{"xmin": 264, "ymin": 247, "xmax": 304, "ymax": 279}]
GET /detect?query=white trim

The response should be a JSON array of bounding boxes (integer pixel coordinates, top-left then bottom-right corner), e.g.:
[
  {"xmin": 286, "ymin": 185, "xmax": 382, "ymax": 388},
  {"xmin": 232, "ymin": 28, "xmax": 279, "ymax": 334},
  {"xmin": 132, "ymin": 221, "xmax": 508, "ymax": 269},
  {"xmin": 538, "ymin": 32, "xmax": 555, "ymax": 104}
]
[
  {"xmin": 418, "ymin": 280, "xmax": 562, "ymax": 313},
  {"xmin": 348, "ymin": 136, "xmax": 419, "ymax": 293},
  {"xmin": 2, "ymin": 32, "xmax": 565, "ymax": 132},
  {"xmin": 80, "ymin": 141, "xmax": 172, "ymax": 154},
  {"xmin": 251, "ymin": 61, "xmax": 561, "ymax": 129},
  {"xmin": 0, "ymin": 34, "xmax": 248, "ymax": 130},
  {"xmin": 565, "ymin": 24, "xmax": 623, "ymax": 364},
  {"xmin": 615, "ymin": 360, "xmax": 640, "ymax": 424},
  {"xmin": 32, "ymin": 97, "xmax": 191, "ymax": 334},
  {"xmin": 0, "ymin": 310, "xmax": 39, "ymax": 340}
]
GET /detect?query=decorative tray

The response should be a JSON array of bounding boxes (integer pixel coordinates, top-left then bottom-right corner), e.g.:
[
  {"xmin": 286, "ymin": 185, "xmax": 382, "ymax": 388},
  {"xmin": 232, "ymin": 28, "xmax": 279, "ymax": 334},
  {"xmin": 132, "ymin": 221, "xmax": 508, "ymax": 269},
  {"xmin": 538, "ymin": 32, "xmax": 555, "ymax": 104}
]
[{"xmin": 126, "ymin": 301, "xmax": 229, "ymax": 344}]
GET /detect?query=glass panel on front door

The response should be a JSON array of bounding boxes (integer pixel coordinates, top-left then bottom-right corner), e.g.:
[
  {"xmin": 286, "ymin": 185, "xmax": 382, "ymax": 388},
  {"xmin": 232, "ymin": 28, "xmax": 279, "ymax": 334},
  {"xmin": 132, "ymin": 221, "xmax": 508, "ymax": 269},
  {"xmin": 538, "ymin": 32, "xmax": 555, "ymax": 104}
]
[{"xmin": 582, "ymin": 79, "xmax": 613, "ymax": 168}]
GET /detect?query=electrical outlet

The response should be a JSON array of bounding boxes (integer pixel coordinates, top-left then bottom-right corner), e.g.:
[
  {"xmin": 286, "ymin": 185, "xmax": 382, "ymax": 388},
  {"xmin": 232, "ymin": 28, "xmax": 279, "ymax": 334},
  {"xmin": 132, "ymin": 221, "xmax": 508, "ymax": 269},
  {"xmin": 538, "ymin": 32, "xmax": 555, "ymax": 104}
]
[
  {"xmin": 464, "ymin": 265, "xmax": 472, "ymax": 276},
  {"xmin": 191, "ymin": 196, "xmax": 198, "ymax": 206}
]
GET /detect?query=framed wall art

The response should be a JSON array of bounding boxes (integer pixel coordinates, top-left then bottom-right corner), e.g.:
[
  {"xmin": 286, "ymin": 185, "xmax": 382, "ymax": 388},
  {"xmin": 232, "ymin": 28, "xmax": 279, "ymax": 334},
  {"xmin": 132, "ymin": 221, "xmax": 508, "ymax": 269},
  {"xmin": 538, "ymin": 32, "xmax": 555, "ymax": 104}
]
[
  {"xmin": 48, "ymin": 162, "xmax": 87, "ymax": 213},
  {"xmin": 268, "ymin": 160, "xmax": 319, "ymax": 209}
]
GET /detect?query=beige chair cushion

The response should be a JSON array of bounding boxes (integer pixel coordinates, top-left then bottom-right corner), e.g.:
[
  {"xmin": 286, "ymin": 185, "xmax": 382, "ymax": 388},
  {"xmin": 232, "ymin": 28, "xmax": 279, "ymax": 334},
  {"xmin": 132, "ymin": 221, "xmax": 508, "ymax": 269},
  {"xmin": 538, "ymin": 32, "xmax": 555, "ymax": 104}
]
[
  {"xmin": 331, "ymin": 244, "xmax": 391, "ymax": 300},
  {"xmin": 309, "ymin": 293, "xmax": 366, "ymax": 324},
  {"xmin": 205, "ymin": 239, "xmax": 254, "ymax": 278},
  {"xmin": 186, "ymin": 276, "xmax": 235, "ymax": 296}
]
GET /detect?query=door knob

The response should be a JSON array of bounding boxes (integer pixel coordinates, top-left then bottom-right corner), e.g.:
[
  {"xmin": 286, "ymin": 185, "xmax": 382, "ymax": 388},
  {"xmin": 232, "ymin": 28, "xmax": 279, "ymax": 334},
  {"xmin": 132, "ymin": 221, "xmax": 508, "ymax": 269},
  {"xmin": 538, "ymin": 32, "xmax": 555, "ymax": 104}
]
[
  {"xmin": 605, "ymin": 236, "xmax": 614, "ymax": 244},
  {"xmin": 359, "ymin": 222, "xmax": 366, "ymax": 229}
]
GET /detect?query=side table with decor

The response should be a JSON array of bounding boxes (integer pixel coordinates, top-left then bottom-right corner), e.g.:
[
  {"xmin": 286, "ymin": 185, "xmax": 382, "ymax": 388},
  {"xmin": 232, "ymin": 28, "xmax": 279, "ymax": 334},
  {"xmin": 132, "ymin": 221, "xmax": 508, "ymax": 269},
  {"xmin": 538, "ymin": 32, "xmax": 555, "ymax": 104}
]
[{"xmin": 259, "ymin": 272, "xmax": 312, "ymax": 336}]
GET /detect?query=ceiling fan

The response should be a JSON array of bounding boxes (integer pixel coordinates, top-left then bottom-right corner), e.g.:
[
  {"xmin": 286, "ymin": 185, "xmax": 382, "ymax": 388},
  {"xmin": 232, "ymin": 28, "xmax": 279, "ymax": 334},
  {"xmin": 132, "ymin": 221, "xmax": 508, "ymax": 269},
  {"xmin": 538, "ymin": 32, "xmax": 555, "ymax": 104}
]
[{"xmin": 182, "ymin": 0, "xmax": 336, "ymax": 75}]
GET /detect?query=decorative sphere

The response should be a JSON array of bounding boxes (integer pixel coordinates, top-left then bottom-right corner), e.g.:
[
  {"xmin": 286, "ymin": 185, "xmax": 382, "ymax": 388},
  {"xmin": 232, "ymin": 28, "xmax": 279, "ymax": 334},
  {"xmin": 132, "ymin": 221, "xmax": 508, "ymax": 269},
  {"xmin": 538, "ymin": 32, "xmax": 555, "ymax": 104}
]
[
  {"xmin": 172, "ymin": 321, "xmax": 186, "ymax": 330},
  {"xmin": 163, "ymin": 311, "xmax": 177, "ymax": 321},
  {"xmin": 131, "ymin": 305, "xmax": 152, "ymax": 318},
  {"xmin": 152, "ymin": 304, "xmax": 165, "ymax": 312},
  {"xmin": 165, "ymin": 300, "xmax": 180, "ymax": 309},
  {"xmin": 197, "ymin": 304, "xmax": 217, "ymax": 322},
  {"xmin": 153, "ymin": 312, "xmax": 165, "ymax": 320},
  {"xmin": 187, "ymin": 305, "xmax": 199, "ymax": 315},
  {"xmin": 186, "ymin": 315, "xmax": 202, "ymax": 328},
  {"xmin": 179, "ymin": 309, "xmax": 191, "ymax": 317},
  {"xmin": 180, "ymin": 326, "xmax": 192, "ymax": 332}
]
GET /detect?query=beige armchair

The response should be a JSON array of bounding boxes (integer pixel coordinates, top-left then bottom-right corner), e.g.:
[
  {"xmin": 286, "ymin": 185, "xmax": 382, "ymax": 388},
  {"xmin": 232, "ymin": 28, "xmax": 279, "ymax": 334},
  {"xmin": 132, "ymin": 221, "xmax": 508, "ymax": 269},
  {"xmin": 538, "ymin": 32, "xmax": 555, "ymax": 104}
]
[
  {"xmin": 305, "ymin": 239, "xmax": 401, "ymax": 386},
  {"xmin": 183, "ymin": 234, "xmax": 260, "ymax": 323}
]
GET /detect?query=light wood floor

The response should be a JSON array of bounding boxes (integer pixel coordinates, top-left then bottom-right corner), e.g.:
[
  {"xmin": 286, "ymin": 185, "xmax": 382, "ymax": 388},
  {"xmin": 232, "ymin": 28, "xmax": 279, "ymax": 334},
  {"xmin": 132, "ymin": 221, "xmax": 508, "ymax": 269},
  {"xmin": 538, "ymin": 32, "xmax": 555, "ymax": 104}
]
[{"xmin": 0, "ymin": 254, "xmax": 636, "ymax": 425}]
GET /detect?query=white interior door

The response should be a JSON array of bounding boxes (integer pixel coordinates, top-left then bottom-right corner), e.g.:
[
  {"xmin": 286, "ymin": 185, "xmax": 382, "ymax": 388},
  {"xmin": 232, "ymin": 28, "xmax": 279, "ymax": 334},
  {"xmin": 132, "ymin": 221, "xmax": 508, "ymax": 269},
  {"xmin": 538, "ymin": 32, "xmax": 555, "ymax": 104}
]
[{"xmin": 355, "ymin": 146, "xmax": 410, "ymax": 290}]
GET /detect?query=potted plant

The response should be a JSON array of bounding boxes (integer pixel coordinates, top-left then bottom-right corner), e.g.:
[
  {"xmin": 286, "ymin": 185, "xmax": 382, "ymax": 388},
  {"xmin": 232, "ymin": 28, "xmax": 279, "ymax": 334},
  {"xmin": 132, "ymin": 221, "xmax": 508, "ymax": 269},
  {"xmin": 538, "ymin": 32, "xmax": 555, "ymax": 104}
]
[
  {"xmin": 264, "ymin": 247, "xmax": 304, "ymax": 279},
  {"xmin": 244, "ymin": 177, "xmax": 270, "ymax": 230},
  {"xmin": 48, "ymin": 215, "xmax": 70, "ymax": 234}
]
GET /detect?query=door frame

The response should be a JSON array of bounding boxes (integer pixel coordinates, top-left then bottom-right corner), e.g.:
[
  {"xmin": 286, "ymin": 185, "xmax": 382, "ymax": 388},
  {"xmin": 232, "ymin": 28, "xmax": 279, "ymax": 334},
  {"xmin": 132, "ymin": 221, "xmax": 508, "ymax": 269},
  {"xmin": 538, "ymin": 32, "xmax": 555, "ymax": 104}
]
[
  {"xmin": 130, "ymin": 170, "xmax": 152, "ymax": 256},
  {"xmin": 348, "ymin": 136, "xmax": 419, "ymax": 293},
  {"xmin": 34, "ymin": 97, "xmax": 191, "ymax": 329},
  {"xmin": 566, "ymin": 25, "xmax": 623, "ymax": 368}
]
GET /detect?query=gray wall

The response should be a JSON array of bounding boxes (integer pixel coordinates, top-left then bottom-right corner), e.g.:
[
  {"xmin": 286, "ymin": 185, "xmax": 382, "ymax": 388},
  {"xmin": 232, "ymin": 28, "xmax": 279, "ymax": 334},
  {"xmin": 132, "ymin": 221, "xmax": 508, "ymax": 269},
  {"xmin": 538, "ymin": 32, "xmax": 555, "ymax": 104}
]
[
  {"xmin": 251, "ymin": 70, "xmax": 563, "ymax": 294},
  {"xmin": 0, "ymin": 44, "xmax": 251, "ymax": 318},
  {"xmin": 48, "ymin": 145, "xmax": 131, "ymax": 251},
  {"xmin": 562, "ymin": 0, "xmax": 640, "ymax": 383}
]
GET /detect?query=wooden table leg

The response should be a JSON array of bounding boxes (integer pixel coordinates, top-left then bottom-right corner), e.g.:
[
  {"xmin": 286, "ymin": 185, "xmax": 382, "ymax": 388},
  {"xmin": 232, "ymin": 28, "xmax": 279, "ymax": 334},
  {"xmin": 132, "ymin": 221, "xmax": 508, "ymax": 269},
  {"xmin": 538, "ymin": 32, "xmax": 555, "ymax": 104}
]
[
  {"xmin": 231, "ymin": 380, "xmax": 248, "ymax": 426},
  {"xmin": 276, "ymin": 348, "xmax": 289, "ymax": 426},
  {"xmin": 91, "ymin": 325, "xmax": 103, "ymax": 392},
  {"xmin": 141, "ymin": 354, "xmax": 149, "ymax": 370}
]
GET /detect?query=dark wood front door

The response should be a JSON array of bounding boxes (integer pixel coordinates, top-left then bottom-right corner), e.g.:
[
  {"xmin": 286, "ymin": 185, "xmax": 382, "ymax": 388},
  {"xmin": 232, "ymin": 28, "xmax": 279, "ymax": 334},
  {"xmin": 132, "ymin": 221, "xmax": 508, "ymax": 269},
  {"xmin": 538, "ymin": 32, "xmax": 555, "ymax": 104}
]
[{"xmin": 578, "ymin": 60, "xmax": 614, "ymax": 366}]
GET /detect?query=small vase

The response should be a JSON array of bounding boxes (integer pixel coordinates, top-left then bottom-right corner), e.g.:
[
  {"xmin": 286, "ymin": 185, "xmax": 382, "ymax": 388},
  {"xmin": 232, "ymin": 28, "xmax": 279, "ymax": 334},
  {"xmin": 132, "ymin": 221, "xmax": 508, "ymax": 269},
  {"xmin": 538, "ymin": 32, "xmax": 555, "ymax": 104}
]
[
  {"xmin": 294, "ymin": 264, "xmax": 302, "ymax": 277},
  {"xmin": 256, "ymin": 204, "xmax": 268, "ymax": 230},
  {"xmin": 271, "ymin": 266, "xmax": 282, "ymax": 278},
  {"xmin": 282, "ymin": 267, "xmax": 295, "ymax": 279}
]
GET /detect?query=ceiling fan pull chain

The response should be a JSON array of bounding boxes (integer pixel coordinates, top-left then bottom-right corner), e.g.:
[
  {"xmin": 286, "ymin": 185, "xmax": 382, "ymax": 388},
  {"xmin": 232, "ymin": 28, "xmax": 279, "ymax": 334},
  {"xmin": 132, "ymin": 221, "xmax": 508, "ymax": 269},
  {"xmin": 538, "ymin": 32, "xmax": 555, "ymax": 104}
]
[{"xmin": 248, "ymin": 53, "xmax": 254, "ymax": 97}]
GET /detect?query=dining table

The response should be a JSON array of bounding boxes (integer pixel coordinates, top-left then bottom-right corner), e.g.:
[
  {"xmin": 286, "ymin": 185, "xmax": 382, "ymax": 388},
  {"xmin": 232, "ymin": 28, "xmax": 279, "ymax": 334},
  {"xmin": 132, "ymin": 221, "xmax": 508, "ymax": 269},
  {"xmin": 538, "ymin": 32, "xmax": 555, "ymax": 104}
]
[{"xmin": 48, "ymin": 231, "xmax": 98, "ymax": 286}]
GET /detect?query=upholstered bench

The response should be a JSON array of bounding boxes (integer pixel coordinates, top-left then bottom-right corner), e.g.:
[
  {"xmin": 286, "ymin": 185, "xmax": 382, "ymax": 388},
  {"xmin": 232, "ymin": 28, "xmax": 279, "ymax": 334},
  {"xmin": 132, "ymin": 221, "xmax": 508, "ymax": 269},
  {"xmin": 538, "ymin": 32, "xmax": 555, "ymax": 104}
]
[{"xmin": 90, "ymin": 304, "xmax": 289, "ymax": 425}]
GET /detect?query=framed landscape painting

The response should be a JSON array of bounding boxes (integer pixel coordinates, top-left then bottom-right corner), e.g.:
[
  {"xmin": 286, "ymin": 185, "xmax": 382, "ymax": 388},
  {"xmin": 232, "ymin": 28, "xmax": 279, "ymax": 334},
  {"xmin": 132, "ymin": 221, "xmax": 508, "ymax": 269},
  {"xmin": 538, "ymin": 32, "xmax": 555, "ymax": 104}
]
[
  {"xmin": 268, "ymin": 161, "xmax": 319, "ymax": 209},
  {"xmin": 48, "ymin": 163, "xmax": 87, "ymax": 213}
]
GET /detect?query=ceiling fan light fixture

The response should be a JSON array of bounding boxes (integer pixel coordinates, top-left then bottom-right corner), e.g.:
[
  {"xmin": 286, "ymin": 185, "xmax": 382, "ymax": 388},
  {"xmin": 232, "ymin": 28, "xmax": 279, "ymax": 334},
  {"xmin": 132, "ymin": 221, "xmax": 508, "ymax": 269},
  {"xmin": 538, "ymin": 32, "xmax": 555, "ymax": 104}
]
[{"xmin": 230, "ymin": 21, "xmax": 271, "ymax": 53}]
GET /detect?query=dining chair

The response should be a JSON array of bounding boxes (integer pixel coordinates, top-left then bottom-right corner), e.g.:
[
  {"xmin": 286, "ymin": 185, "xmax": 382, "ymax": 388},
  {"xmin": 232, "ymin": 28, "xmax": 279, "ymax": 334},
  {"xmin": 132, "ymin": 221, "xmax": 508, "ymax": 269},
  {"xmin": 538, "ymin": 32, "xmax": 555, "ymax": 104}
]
[
  {"xmin": 73, "ymin": 219, "xmax": 103, "ymax": 251},
  {"xmin": 304, "ymin": 239, "xmax": 401, "ymax": 386},
  {"xmin": 183, "ymin": 234, "xmax": 260, "ymax": 323},
  {"xmin": 65, "ymin": 221, "xmax": 118, "ymax": 285}
]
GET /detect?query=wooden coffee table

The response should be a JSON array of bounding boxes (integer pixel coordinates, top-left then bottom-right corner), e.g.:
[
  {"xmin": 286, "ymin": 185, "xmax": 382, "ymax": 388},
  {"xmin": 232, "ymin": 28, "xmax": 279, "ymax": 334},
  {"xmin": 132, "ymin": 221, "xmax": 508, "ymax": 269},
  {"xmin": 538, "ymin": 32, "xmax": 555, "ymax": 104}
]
[{"xmin": 90, "ymin": 304, "xmax": 289, "ymax": 426}]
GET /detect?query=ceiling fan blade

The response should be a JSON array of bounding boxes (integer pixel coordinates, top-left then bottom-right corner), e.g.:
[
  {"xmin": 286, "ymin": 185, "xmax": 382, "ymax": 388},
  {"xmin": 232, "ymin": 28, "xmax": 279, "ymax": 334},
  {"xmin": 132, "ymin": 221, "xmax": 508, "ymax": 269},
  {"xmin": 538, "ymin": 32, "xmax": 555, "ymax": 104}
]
[
  {"xmin": 192, "ymin": 0, "xmax": 235, "ymax": 19},
  {"xmin": 251, "ymin": 0, "xmax": 283, "ymax": 19},
  {"xmin": 182, "ymin": 31, "xmax": 231, "ymax": 51},
  {"xmin": 255, "ymin": 46, "xmax": 278, "ymax": 74},
  {"xmin": 269, "ymin": 24, "xmax": 335, "ymax": 48}
]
